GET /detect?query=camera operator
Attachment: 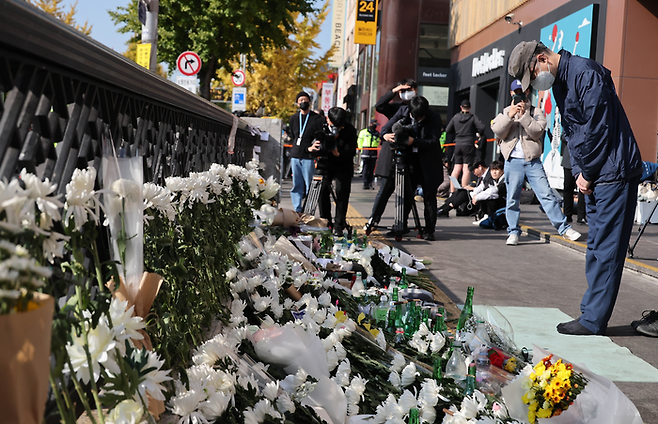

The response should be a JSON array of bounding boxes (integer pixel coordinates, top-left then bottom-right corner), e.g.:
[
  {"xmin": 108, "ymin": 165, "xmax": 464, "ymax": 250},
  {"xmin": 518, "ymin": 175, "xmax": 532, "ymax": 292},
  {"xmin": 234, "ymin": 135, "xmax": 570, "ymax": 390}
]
[
  {"xmin": 311, "ymin": 107, "xmax": 357, "ymax": 236},
  {"xmin": 395, "ymin": 96, "xmax": 444, "ymax": 240}
]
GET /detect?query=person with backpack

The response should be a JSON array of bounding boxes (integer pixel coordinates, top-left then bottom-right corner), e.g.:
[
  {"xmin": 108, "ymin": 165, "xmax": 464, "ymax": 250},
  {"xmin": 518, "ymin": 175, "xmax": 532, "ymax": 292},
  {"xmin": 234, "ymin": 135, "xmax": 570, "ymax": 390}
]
[{"xmin": 491, "ymin": 79, "xmax": 581, "ymax": 246}]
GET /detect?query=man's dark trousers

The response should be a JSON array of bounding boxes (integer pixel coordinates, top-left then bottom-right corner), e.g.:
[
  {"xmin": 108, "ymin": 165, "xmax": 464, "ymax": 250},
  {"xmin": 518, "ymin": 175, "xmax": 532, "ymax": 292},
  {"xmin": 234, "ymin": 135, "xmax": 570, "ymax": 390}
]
[{"xmin": 580, "ymin": 176, "xmax": 639, "ymax": 334}]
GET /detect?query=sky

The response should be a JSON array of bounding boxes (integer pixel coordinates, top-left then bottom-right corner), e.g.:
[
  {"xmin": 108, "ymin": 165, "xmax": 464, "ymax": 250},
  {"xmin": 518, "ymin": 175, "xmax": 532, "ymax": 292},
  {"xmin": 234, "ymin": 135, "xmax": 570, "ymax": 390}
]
[{"xmin": 60, "ymin": 0, "xmax": 333, "ymax": 80}]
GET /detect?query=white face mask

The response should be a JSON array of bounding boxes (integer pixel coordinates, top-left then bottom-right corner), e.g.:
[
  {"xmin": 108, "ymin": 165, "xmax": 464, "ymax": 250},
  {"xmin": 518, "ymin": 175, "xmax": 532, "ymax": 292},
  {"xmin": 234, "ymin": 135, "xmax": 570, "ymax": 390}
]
[
  {"xmin": 531, "ymin": 62, "xmax": 555, "ymax": 91},
  {"xmin": 400, "ymin": 90, "xmax": 415, "ymax": 101}
]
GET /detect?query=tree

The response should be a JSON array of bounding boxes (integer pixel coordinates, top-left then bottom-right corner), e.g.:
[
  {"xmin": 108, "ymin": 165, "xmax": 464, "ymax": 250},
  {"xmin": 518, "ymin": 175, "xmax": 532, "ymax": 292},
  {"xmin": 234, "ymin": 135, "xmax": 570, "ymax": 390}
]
[
  {"xmin": 25, "ymin": 0, "xmax": 92, "ymax": 35},
  {"xmin": 111, "ymin": 0, "xmax": 316, "ymax": 100},
  {"xmin": 215, "ymin": 1, "xmax": 335, "ymax": 119}
]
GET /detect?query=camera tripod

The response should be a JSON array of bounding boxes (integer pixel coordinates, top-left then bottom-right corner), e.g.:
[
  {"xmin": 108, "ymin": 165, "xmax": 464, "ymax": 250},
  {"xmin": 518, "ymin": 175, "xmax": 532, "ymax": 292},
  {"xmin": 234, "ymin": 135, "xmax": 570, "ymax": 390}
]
[
  {"xmin": 302, "ymin": 175, "xmax": 337, "ymax": 216},
  {"xmin": 628, "ymin": 200, "xmax": 658, "ymax": 259},
  {"xmin": 392, "ymin": 150, "xmax": 424, "ymax": 241}
]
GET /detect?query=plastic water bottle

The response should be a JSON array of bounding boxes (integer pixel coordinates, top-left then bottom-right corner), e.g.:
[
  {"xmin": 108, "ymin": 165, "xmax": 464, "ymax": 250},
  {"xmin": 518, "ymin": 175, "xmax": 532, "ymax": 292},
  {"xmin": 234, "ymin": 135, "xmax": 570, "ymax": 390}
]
[
  {"xmin": 444, "ymin": 341, "xmax": 467, "ymax": 381},
  {"xmin": 351, "ymin": 272, "xmax": 365, "ymax": 297}
]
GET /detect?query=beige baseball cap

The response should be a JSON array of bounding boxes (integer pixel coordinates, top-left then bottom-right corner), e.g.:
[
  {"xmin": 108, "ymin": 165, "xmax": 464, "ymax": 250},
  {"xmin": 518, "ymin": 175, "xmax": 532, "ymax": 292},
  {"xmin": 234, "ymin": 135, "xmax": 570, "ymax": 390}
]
[{"xmin": 508, "ymin": 40, "xmax": 539, "ymax": 91}]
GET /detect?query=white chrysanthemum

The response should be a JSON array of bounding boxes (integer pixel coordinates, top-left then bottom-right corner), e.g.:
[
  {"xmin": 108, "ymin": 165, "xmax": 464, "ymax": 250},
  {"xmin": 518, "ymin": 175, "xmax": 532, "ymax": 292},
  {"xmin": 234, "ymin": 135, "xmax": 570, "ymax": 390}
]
[
  {"xmin": 492, "ymin": 401, "xmax": 509, "ymax": 419},
  {"xmin": 398, "ymin": 389, "xmax": 418, "ymax": 414},
  {"xmin": 111, "ymin": 178, "xmax": 141, "ymax": 203},
  {"xmin": 263, "ymin": 380, "xmax": 280, "ymax": 401},
  {"xmin": 400, "ymin": 363, "xmax": 419, "ymax": 388},
  {"xmin": 198, "ymin": 390, "xmax": 231, "ymax": 421},
  {"xmin": 276, "ymin": 391, "xmax": 296, "ymax": 414},
  {"xmin": 20, "ymin": 169, "xmax": 63, "ymax": 229},
  {"xmin": 388, "ymin": 370, "xmax": 401, "ymax": 389},
  {"xmin": 259, "ymin": 176, "xmax": 280, "ymax": 201},
  {"xmin": 207, "ymin": 369, "xmax": 236, "ymax": 395},
  {"xmin": 143, "ymin": 182, "xmax": 176, "ymax": 222},
  {"xmin": 42, "ymin": 231, "xmax": 69, "ymax": 264},
  {"xmin": 475, "ymin": 416, "xmax": 496, "ymax": 424},
  {"xmin": 460, "ymin": 394, "xmax": 480, "ymax": 420},
  {"xmin": 107, "ymin": 298, "xmax": 145, "ymax": 342},
  {"xmin": 326, "ymin": 348, "xmax": 339, "ymax": 371},
  {"xmin": 238, "ymin": 373, "xmax": 260, "ymax": 393},
  {"xmin": 334, "ymin": 341, "xmax": 347, "ymax": 361},
  {"xmin": 106, "ymin": 399, "xmax": 143, "ymax": 424},
  {"xmin": 375, "ymin": 330, "xmax": 387, "ymax": 350},
  {"xmin": 418, "ymin": 378, "xmax": 441, "ymax": 408},
  {"xmin": 421, "ymin": 406, "xmax": 437, "ymax": 423},
  {"xmin": 64, "ymin": 167, "xmax": 102, "ymax": 231},
  {"xmin": 65, "ymin": 317, "xmax": 119, "ymax": 383},
  {"xmin": 391, "ymin": 352, "xmax": 406, "ymax": 373},
  {"xmin": 317, "ymin": 291, "xmax": 332, "ymax": 307},
  {"xmin": 229, "ymin": 299, "xmax": 247, "ymax": 326},
  {"xmin": 192, "ymin": 333, "xmax": 235, "ymax": 366},
  {"xmin": 225, "ymin": 266, "xmax": 239, "ymax": 281},
  {"xmin": 322, "ymin": 313, "xmax": 338, "ymax": 329},
  {"xmin": 409, "ymin": 335, "xmax": 429, "ymax": 355},
  {"xmin": 430, "ymin": 332, "xmax": 446, "ymax": 353},
  {"xmin": 169, "ymin": 389, "xmax": 208, "ymax": 423},
  {"xmin": 138, "ymin": 350, "xmax": 172, "ymax": 403},
  {"xmin": 252, "ymin": 294, "xmax": 272, "ymax": 313},
  {"xmin": 253, "ymin": 398, "xmax": 282, "ymax": 421}
]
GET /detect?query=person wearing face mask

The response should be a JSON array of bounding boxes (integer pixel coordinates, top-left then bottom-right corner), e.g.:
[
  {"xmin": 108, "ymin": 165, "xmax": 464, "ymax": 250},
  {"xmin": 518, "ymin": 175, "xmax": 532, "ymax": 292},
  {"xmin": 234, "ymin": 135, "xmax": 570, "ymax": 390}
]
[
  {"xmin": 445, "ymin": 99, "xmax": 487, "ymax": 193},
  {"xmin": 289, "ymin": 91, "xmax": 323, "ymax": 213},
  {"xmin": 313, "ymin": 107, "xmax": 357, "ymax": 236},
  {"xmin": 492, "ymin": 79, "xmax": 581, "ymax": 247},
  {"xmin": 508, "ymin": 41, "xmax": 642, "ymax": 336},
  {"xmin": 364, "ymin": 80, "xmax": 421, "ymax": 233}
]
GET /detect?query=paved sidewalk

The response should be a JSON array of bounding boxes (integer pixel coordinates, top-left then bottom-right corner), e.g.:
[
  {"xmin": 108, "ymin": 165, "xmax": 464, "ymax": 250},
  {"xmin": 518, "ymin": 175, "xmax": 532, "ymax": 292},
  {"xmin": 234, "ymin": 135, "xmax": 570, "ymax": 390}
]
[{"xmin": 278, "ymin": 177, "xmax": 658, "ymax": 422}]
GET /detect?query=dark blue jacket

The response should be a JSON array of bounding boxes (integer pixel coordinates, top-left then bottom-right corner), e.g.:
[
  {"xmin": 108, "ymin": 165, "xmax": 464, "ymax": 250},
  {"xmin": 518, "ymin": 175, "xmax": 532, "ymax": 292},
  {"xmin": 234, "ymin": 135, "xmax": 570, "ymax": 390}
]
[{"xmin": 552, "ymin": 50, "xmax": 642, "ymax": 184}]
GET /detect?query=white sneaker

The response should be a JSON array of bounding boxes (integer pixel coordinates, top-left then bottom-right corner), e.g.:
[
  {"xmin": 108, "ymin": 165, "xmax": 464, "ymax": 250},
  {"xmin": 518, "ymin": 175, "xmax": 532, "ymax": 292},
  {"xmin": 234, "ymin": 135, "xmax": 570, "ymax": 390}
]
[
  {"xmin": 563, "ymin": 228, "xmax": 582, "ymax": 241},
  {"xmin": 473, "ymin": 214, "xmax": 489, "ymax": 225},
  {"xmin": 506, "ymin": 234, "xmax": 519, "ymax": 245}
]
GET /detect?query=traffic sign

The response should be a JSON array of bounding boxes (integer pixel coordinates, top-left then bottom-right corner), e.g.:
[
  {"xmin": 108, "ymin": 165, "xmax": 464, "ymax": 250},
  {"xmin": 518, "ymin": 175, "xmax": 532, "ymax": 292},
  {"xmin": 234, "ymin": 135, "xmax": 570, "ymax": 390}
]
[
  {"xmin": 232, "ymin": 69, "xmax": 246, "ymax": 87},
  {"xmin": 232, "ymin": 87, "xmax": 247, "ymax": 112},
  {"xmin": 177, "ymin": 51, "xmax": 202, "ymax": 76}
]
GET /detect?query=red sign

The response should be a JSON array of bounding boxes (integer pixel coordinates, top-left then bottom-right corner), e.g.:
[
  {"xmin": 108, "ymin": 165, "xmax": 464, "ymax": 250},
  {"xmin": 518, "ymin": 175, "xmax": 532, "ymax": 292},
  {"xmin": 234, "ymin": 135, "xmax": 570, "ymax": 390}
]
[
  {"xmin": 232, "ymin": 69, "xmax": 246, "ymax": 87},
  {"xmin": 177, "ymin": 51, "xmax": 202, "ymax": 76}
]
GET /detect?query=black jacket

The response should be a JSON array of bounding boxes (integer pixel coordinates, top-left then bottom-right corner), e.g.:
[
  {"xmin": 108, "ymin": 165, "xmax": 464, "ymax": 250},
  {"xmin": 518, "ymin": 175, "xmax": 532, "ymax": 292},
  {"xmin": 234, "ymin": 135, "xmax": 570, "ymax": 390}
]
[
  {"xmin": 445, "ymin": 112, "xmax": 486, "ymax": 147},
  {"xmin": 315, "ymin": 124, "xmax": 357, "ymax": 176},
  {"xmin": 289, "ymin": 110, "xmax": 323, "ymax": 159},
  {"xmin": 374, "ymin": 104, "xmax": 410, "ymax": 177},
  {"xmin": 552, "ymin": 50, "xmax": 642, "ymax": 184},
  {"xmin": 411, "ymin": 109, "xmax": 444, "ymax": 188},
  {"xmin": 375, "ymin": 90, "xmax": 406, "ymax": 119}
]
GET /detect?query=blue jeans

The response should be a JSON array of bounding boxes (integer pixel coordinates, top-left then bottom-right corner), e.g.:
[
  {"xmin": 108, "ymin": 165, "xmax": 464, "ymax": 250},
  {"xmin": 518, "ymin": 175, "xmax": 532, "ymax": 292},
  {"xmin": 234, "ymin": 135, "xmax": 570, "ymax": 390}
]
[
  {"xmin": 504, "ymin": 157, "xmax": 570, "ymax": 236},
  {"xmin": 579, "ymin": 177, "xmax": 639, "ymax": 334},
  {"xmin": 290, "ymin": 158, "xmax": 315, "ymax": 212}
]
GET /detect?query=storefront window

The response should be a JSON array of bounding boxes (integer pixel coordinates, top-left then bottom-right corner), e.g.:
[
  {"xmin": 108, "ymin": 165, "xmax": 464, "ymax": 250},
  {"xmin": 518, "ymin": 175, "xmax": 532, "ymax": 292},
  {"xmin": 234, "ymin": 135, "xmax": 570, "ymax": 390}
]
[{"xmin": 418, "ymin": 24, "xmax": 450, "ymax": 68}]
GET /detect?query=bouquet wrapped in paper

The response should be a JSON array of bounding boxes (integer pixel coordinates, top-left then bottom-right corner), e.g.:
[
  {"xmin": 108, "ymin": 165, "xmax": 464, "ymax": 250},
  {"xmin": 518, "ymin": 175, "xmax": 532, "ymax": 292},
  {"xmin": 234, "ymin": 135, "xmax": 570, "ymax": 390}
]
[{"xmin": 502, "ymin": 346, "xmax": 643, "ymax": 424}]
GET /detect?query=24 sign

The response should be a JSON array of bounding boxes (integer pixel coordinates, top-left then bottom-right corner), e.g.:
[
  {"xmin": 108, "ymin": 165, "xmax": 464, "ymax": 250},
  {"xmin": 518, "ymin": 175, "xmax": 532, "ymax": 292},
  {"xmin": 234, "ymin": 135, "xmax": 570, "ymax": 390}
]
[
  {"xmin": 354, "ymin": 0, "xmax": 379, "ymax": 44},
  {"xmin": 357, "ymin": 0, "xmax": 376, "ymax": 22}
]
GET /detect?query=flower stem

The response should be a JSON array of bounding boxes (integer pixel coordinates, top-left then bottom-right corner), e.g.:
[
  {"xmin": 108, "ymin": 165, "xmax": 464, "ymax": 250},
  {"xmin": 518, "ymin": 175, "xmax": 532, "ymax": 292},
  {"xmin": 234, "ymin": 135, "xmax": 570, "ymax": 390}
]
[
  {"xmin": 89, "ymin": 238, "xmax": 106, "ymax": 292},
  {"xmin": 49, "ymin": 371, "xmax": 76, "ymax": 423},
  {"xmin": 65, "ymin": 356, "xmax": 98, "ymax": 424}
]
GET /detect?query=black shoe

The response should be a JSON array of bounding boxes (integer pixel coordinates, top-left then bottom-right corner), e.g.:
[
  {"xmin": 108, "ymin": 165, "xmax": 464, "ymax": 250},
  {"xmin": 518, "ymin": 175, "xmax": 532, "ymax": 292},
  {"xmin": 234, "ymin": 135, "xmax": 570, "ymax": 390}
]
[
  {"xmin": 636, "ymin": 312, "xmax": 658, "ymax": 337},
  {"xmin": 437, "ymin": 207, "xmax": 449, "ymax": 217},
  {"xmin": 333, "ymin": 227, "xmax": 344, "ymax": 237},
  {"xmin": 576, "ymin": 218, "xmax": 588, "ymax": 225},
  {"xmin": 556, "ymin": 319, "xmax": 596, "ymax": 335},
  {"xmin": 424, "ymin": 232, "xmax": 435, "ymax": 241},
  {"xmin": 632, "ymin": 310, "xmax": 658, "ymax": 330}
]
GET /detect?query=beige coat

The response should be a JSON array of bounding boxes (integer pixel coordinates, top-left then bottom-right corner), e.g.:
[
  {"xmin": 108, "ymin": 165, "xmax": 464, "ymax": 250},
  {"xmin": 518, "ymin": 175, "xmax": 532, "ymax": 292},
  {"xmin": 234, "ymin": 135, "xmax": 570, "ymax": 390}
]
[{"xmin": 491, "ymin": 103, "xmax": 547, "ymax": 161}]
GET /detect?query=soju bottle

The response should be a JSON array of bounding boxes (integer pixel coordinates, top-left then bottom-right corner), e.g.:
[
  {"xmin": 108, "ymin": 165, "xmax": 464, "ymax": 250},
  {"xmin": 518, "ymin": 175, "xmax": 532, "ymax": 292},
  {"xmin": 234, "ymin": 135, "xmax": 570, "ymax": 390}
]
[
  {"xmin": 464, "ymin": 362, "xmax": 477, "ymax": 395},
  {"xmin": 408, "ymin": 408, "xmax": 420, "ymax": 424},
  {"xmin": 433, "ymin": 357, "xmax": 443, "ymax": 381},
  {"xmin": 400, "ymin": 268, "xmax": 408, "ymax": 289},
  {"xmin": 392, "ymin": 286, "xmax": 399, "ymax": 302},
  {"xmin": 394, "ymin": 327, "xmax": 405, "ymax": 344},
  {"xmin": 375, "ymin": 295, "xmax": 389, "ymax": 327},
  {"xmin": 433, "ymin": 307, "xmax": 448, "ymax": 333},
  {"xmin": 362, "ymin": 235, "xmax": 368, "ymax": 248},
  {"xmin": 456, "ymin": 287, "xmax": 474, "ymax": 331}
]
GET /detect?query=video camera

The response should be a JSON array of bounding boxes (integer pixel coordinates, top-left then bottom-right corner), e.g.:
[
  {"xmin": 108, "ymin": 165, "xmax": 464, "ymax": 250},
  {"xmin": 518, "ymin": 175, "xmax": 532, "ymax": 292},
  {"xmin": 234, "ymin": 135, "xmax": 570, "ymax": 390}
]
[
  {"xmin": 314, "ymin": 123, "xmax": 339, "ymax": 152},
  {"xmin": 391, "ymin": 116, "xmax": 417, "ymax": 149}
]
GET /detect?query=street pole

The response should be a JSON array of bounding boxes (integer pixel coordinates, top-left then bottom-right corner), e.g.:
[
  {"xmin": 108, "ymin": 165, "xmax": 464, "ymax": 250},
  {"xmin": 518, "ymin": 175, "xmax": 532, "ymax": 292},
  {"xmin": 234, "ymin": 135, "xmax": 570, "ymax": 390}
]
[{"xmin": 141, "ymin": 0, "xmax": 159, "ymax": 72}]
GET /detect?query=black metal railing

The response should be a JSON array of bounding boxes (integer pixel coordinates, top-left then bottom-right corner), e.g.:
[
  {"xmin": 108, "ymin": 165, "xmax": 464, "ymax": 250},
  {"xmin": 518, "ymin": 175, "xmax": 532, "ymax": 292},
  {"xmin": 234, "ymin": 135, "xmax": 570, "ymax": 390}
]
[{"xmin": 0, "ymin": 0, "xmax": 255, "ymax": 192}]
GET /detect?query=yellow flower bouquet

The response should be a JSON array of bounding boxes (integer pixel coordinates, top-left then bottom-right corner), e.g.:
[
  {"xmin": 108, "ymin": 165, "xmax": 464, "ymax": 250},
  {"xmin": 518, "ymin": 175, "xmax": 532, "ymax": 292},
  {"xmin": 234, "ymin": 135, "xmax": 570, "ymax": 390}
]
[{"xmin": 521, "ymin": 354, "xmax": 588, "ymax": 423}]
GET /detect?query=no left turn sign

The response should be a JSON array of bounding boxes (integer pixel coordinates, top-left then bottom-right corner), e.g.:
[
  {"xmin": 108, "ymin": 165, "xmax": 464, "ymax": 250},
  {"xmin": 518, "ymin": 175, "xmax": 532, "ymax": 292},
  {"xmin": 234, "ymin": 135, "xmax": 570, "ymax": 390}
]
[
  {"xmin": 177, "ymin": 51, "xmax": 202, "ymax": 76},
  {"xmin": 232, "ymin": 69, "xmax": 246, "ymax": 87}
]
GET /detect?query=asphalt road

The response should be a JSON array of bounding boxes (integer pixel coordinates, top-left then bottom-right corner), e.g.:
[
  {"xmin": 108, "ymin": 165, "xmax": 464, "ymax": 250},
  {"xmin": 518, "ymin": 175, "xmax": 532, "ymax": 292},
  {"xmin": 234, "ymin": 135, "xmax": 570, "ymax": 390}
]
[{"xmin": 279, "ymin": 176, "xmax": 658, "ymax": 423}]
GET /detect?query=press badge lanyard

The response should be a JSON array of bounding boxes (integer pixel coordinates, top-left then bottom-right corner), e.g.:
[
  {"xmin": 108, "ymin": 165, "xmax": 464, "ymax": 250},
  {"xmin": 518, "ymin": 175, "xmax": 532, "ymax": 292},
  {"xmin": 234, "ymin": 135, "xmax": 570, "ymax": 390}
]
[{"xmin": 296, "ymin": 113, "xmax": 310, "ymax": 146}]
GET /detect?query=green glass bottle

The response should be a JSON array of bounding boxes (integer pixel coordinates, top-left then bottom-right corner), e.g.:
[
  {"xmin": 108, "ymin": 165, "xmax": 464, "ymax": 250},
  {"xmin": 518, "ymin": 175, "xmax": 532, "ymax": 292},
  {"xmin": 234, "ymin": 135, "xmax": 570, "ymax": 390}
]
[
  {"xmin": 362, "ymin": 235, "xmax": 368, "ymax": 248},
  {"xmin": 464, "ymin": 362, "xmax": 477, "ymax": 395},
  {"xmin": 456, "ymin": 287, "xmax": 475, "ymax": 331},
  {"xmin": 392, "ymin": 286, "xmax": 399, "ymax": 302},
  {"xmin": 408, "ymin": 407, "xmax": 420, "ymax": 424},
  {"xmin": 400, "ymin": 268, "xmax": 408, "ymax": 289},
  {"xmin": 353, "ymin": 228, "xmax": 358, "ymax": 242},
  {"xmin": 433, "ymin": 357, "xmax": 443, "ymax": 381},
  {"xmin": 433, "ymin": 307, "xmax": 448, "ymax": 333}
]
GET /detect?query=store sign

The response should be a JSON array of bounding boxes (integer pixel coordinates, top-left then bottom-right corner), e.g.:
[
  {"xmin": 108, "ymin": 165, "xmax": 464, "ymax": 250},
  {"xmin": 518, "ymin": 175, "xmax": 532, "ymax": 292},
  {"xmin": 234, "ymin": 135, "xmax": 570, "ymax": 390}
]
[
  {"xmin": 471, "ymin": 48, "xmax": 505, "ymax": 78},
  {"xmin": 417, "ymin": 67, "xmax": 450, "ymax": 84},
  {"xmin": 354, "ymin": 0, "xmax": 379, "ymax": 45},
  {"xmin": 321, "ymin": 83, "xmax": 334, "ymax": 113},
  {"xmin": 330, "ymin": 0, "xmax": 346, "ymax": 68}
]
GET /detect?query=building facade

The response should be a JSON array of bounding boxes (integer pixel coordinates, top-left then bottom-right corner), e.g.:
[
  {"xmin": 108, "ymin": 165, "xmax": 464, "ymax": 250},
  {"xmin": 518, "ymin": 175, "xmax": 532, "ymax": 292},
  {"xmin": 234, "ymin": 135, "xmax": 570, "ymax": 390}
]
[{"xmin": 449, "ymin": 0, "xmax": 658, "ymax": 184}]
